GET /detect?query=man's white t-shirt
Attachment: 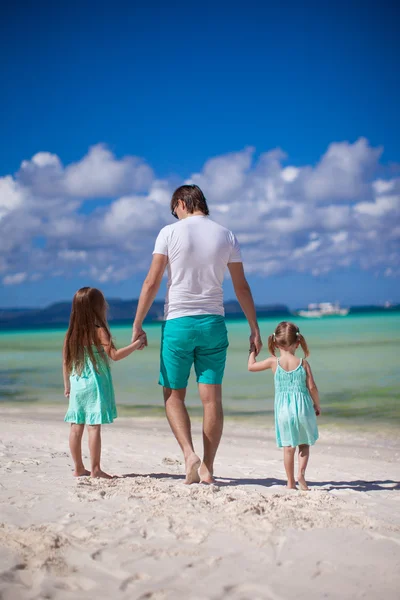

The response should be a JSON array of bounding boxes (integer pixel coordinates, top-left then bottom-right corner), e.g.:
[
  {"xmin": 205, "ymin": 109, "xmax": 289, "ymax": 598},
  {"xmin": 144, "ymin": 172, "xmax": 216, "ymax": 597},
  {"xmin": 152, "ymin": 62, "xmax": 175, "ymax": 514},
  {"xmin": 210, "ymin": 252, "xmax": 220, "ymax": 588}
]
[{"xmin": 153, "ymin": 215, "xmax": 242, "ymax": 320}]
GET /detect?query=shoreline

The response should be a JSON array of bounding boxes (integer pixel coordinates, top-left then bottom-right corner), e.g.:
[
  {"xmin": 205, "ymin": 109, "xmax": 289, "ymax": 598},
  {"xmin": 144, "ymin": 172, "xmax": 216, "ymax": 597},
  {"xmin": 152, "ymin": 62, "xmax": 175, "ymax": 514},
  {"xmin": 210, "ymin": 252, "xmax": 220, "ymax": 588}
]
[{"xmin": 1, "ymin": 402, "xmax": 399, "ymax": 435}]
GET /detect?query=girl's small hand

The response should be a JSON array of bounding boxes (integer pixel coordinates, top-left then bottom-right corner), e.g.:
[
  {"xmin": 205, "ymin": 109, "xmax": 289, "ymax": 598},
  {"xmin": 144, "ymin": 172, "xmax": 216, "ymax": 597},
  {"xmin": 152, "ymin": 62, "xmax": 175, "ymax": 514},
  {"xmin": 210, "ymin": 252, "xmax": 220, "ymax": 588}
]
[
  {"xmin": 64, "ymin": 388, "xmax": 70, "ymax": 398},
  {"xmin": 133, "ymin": 335, "xmax": 147, "ymax": 351},
  {"xmin": 314, "ymin": 405, "xmax": 321, "ymax": 416}
]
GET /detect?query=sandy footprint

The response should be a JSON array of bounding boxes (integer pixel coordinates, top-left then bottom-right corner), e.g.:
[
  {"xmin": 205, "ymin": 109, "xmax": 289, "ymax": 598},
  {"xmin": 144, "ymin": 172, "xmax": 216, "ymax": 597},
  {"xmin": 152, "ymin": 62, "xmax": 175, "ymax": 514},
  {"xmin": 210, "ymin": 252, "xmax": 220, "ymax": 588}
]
[{"xmin": 120, "ymin": 572, "xmax": 150, "ymax": 591}]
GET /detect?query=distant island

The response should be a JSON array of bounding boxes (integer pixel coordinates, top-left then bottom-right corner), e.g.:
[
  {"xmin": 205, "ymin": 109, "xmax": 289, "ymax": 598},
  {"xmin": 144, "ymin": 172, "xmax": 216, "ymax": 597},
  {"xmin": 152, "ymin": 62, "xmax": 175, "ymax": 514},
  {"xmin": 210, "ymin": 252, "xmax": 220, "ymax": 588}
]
[{"xmin": 0, "ymin": 299, "xmax": 291, "ymax": 331}]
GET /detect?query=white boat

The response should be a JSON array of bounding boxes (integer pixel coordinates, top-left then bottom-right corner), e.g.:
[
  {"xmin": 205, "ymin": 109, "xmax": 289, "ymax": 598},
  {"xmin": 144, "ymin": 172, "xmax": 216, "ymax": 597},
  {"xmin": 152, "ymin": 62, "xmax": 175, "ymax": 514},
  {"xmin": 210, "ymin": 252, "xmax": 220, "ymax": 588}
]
[{"xmin": 298, "ymin": 302, "xmax": 349, "ymax": 318}]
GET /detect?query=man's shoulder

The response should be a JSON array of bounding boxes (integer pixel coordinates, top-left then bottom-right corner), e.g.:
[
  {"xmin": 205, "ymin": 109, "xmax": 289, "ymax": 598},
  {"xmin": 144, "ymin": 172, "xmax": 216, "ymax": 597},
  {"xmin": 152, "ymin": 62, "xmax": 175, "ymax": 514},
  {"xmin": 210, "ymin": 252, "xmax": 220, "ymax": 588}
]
[
  {"xmin": 158, "ymin": 218, "xmax": 236, "ymax": 239},
  {"xmin": 157, "ymin": 223, "xmax": 176, "ymax": 236},
  {"xmin": 206, "ymin": 218, "xmax": 235, "ymax": 236}
]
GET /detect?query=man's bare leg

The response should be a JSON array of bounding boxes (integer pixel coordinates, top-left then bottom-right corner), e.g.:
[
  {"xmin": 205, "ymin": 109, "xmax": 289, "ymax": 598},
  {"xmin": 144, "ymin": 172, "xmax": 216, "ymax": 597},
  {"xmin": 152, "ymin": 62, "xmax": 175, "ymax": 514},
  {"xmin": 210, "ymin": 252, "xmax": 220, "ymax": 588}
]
[
  {"xmin": 163, "ymin": 387, "xmax": 200, "ymax": 484},
  {"xmin": 198, "ymin": 383, "xmax": 223, "ymax": 484}
]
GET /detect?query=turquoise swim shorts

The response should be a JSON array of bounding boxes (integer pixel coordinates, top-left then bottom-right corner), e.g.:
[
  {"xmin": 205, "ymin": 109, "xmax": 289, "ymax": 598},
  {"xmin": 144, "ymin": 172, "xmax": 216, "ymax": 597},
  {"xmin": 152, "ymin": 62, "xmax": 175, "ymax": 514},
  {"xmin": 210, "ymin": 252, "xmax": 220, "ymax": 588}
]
[{"xmin": 159, "ymin": 315, "xmax": 229, "ymax": 389}]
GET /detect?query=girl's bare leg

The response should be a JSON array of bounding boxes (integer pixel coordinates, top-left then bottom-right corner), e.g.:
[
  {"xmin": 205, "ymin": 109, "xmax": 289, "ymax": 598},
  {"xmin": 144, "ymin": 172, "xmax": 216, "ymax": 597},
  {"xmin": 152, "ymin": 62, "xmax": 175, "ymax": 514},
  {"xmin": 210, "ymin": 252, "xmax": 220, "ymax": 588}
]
[
  {"xmin": 69, "ymin": 424, "xmax": 90, "ymax": 476},
  {"xmin": 298, "ymin": 444, "xmax": 310, "ymax": 490},
  {"xmin": 283, "ymin": 447, "xmax": 296, "ymax": 489},
  {"xmin": 87, "ymin": 425, "xmax": 112, "ymax": 478}
]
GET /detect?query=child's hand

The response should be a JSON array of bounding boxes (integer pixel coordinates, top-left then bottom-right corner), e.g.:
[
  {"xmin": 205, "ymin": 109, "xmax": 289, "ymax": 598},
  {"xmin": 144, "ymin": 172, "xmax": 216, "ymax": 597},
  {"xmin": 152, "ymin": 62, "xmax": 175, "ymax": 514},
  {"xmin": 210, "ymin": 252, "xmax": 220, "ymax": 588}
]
[
  {"xmin": 314, "ymin": 405, "xmax": 321, "ymax": 416},
  {"xmin": 132, "ymin": 335, "xmax": 146, "ymax": 351},
  {"xmin": 64, "ymin": 387, "xmax": 70, "ymax": 398}
]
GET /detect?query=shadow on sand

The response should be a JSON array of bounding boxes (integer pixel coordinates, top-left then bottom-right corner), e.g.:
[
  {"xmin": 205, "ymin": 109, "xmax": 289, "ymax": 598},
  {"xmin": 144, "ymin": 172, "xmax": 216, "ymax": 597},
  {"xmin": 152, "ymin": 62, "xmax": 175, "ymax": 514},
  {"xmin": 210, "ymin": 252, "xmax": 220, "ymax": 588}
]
[
  {"xmin": 120, "ymin": 472, "xmax": 399, "ymax": 492},
  {"xmin": 214, "ymin": 477, "xmax": 400, "ymax": 492}
]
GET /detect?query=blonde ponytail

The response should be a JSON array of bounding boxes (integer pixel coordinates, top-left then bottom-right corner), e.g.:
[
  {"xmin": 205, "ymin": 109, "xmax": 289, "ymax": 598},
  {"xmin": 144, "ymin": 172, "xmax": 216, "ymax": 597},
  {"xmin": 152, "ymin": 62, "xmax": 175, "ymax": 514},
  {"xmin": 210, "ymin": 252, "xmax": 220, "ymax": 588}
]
[{"xmin": 297, "ymin": 333, "xmax": 310, "ymax": 357}]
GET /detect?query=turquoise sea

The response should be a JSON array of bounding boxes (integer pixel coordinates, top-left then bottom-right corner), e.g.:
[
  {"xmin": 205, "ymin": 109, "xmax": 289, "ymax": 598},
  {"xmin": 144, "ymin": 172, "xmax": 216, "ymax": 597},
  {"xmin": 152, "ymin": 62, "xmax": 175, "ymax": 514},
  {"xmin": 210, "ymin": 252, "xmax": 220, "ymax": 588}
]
[{"xmin": 1, "ymin": 314, "xmax": 399, "ymax": 428}]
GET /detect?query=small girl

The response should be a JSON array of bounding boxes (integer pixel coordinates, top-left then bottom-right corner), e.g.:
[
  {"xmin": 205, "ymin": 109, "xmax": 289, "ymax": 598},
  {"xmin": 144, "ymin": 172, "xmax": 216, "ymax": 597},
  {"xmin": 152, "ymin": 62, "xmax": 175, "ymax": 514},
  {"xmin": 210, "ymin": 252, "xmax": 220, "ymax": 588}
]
[
  {"xmin": 248, "ymin": 321, "xmax": 320, "ymax": 490},
  {"xmin": 63, "ymin": 287, "xmax": 145, "ymax": 479}
]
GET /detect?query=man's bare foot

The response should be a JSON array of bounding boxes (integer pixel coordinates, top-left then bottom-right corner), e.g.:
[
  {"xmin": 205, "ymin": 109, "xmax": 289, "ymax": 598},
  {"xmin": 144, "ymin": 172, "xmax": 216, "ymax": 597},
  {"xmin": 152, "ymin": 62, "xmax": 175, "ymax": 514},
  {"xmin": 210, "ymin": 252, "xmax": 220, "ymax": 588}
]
[
  {"xmin": 286, "ymin": 480, "xmax": 297, "ymax": 490},
  {"xmin": 74, "ymin": 468, "xmax": 90, "ymax": 477},
  {"xmin": 91, "ymin": 468, "xmax": 113, "ymax": 479},
  {"xmin": 199, "ymin": 462, "xmax": 216, "ymax": 485},
  {"xmin": 297, "ymin": 475, "xmax": 310, "ymax": 491},
  {"xmin": 184, "ymin": 453, "xmax": 201, "ymax": 484}
]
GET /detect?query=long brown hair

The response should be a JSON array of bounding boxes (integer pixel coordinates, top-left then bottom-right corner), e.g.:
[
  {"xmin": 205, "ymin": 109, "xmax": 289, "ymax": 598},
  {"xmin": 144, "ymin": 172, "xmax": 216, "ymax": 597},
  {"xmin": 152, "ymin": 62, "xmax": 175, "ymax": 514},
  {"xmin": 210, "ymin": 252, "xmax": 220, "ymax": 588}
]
[
  {"xmin": 64, "ymin": 287, "xmax": 114, "ymax": 375},
  {"xmin": 268, "ymin": 321, "xmax": 310, "ymax": 357}
]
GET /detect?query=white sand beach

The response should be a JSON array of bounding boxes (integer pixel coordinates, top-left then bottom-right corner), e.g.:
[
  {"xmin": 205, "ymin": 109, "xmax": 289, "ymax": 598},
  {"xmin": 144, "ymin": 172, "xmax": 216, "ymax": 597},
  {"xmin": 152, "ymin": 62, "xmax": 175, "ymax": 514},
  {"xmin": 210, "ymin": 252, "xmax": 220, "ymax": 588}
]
[{"xmin": 0, "ymin": 406, "xmax": 399, "ymax": 600}]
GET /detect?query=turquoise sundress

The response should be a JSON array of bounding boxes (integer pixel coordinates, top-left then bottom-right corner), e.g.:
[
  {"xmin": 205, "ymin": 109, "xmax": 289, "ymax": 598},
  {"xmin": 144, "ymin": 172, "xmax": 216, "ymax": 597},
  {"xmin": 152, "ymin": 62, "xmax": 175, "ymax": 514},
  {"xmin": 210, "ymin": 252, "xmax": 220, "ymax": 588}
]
[
  {"xmin": 274, "ymin": 358, "xmax": 318, "ymax": 448},
  {"xmin": 64, "ymin": 346, "xmax": 117, "ymax": 425}
]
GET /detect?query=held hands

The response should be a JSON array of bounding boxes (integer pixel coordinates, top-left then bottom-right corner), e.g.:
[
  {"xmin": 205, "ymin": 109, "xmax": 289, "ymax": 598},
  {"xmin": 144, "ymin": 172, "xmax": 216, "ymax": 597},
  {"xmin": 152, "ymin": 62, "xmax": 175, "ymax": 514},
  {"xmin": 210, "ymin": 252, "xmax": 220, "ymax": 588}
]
[
  {"xmin": 132, "ymin": 334, "xmax": 147, "ymax": 351},
  {"xmin": 249, "ymin": 329, "xmax": 262, "ymax": 356},
  {"xmin": 131, "ymin": 324, "xmax": 148, "ymax": 349}
]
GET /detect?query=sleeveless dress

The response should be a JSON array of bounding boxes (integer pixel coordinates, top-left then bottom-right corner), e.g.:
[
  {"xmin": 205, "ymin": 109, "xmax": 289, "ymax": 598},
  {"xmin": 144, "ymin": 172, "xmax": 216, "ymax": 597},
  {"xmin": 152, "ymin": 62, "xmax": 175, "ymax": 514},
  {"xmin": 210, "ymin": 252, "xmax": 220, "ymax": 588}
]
[
  {"xmin": 64, "ymin": 346, "xmax": 117, "ymax": 425},
  {"xmin": 274, "ymin": 358, "xmax": 318, "ymax": 448}
]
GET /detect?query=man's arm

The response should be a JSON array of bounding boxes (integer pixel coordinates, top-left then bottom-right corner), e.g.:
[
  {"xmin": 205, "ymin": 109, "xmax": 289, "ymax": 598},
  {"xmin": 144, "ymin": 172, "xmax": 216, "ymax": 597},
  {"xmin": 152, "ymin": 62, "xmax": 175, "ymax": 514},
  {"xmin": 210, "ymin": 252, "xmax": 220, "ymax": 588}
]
[
  {"xmin": 132, "ymin": 253, "xmax": 168, "ymax": 343},
  {"xmin": 228, "ymin": 262, "xmax": 262, "ymax": 355}
]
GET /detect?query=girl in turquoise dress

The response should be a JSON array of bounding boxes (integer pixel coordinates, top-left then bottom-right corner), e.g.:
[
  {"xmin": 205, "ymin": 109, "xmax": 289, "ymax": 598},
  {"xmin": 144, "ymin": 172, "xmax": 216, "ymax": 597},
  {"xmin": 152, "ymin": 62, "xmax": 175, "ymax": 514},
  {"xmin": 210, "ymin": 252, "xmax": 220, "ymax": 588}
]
[
  {"xmin": 63, "ymin": 287, "xmax": 145, "ymax": 478},
  {"xmin": 248, "ymin": 321, "xmax": 320, "ymax": 490}
]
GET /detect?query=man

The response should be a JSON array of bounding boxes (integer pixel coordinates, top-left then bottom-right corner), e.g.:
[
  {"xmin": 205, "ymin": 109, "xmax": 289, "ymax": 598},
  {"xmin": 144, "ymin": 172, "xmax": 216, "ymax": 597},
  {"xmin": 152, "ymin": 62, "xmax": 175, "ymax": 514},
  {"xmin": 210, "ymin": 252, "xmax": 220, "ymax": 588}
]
[{"xmin": 132, "ymin": 184, "xmax": 262, "ymax": 484}]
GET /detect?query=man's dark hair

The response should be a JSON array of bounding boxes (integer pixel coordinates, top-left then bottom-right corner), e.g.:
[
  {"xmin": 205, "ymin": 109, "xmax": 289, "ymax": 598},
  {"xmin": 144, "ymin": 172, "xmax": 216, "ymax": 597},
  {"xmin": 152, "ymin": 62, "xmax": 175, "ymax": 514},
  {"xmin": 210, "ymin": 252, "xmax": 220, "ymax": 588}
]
[{"xmin": 170, "ymin": 184, "xmax": 210, "ymax": 216}]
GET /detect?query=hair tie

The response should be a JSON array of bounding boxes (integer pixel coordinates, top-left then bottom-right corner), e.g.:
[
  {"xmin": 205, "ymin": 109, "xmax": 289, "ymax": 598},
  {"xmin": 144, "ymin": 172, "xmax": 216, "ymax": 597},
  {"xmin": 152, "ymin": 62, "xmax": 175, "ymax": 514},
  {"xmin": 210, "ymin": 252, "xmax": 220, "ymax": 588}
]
[
  {"xmin": 272, "ymin": 332, "xmax": 276, "ymax": 340},
  {"xmin": 296, "ymin": 331, "xmax": 300, "ymax": 337}
]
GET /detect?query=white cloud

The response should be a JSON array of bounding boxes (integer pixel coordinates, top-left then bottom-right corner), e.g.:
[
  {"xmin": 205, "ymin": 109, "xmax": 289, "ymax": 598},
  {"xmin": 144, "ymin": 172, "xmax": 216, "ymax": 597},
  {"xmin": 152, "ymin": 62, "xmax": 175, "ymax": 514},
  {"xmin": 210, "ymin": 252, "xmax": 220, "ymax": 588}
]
[
  {"xmin": 0, "ymin": 176, "xmax": 26, "ymax": 219},
  {"xmin": 64, "ymin": 144, "xmax": 154, "ymax": 197},
  {"xmin": 281, "ymin": 166, "xmax": 299, "ymax": 183},
  {"xmin": 3, "ymin": 272, "xmax": 27, "ymax": 285},
  {"xmin": 372, "ymin": 179, "xmax": 395, "ymax": 195},
  {"xmin": 30, "ymin": 152, "xmax": 62, "ymax": 169},
  {"xmin": 293, "ymin": 239, "xmax": 321, "ymax": 258},
  {"xmin": 331, "ymin": 231, "xmax": 348, "ymax": 245},
  {"xmin": 0, "ymin": 138, "xmax": 399, "ymax": 286},
  {"xmin": 355, "ymin": 195, "xmax": 400, "ymax": 217},
  {"xmin": 303, "ymin": 138, "xmax": 382, "ymax": 203},
  {"xmin": 189, "ymin": 147, "xmax": 254, "ymax": 201},
  {"xmin": 58, "ymin": 250, "xmax": 88, "ymax": 261},
  {"xmin": 17, "ymin": 144, "xmax": 154, "ymax": 198},
  {"xmin": 102, "ymin": 181, "xmax": 169, "ymax": 236}
]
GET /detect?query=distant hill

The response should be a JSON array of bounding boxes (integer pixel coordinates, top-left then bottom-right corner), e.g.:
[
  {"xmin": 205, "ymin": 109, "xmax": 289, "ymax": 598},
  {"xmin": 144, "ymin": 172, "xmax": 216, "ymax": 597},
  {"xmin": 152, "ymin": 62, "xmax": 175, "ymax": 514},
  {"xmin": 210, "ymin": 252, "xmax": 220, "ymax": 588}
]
[{"xmin": 0, "ymin": 299, "xmax": 291, "ymax": 330}]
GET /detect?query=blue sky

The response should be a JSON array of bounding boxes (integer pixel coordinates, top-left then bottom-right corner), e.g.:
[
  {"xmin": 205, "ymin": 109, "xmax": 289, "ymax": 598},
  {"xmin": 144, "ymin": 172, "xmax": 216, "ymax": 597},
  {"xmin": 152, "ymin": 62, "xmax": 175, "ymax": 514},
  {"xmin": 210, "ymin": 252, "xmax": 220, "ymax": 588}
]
[{"xmin": 0, "ymin": 0, "xmax": 399, "ymax": 308}]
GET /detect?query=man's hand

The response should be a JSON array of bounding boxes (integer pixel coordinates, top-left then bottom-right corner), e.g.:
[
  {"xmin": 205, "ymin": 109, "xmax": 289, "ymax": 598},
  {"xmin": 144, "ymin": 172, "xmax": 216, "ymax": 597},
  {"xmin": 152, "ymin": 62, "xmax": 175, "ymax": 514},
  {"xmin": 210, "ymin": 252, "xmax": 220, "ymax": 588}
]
[
  {"xmin": 132, "ymin": 324, "xmax": 147, "ymax": 348},
  {"xmin": 132, "ymin": 334, "xmax": 147, "ymax": 351},
  {"xmin": 249, "ymin": 329, "xmax": 263, "ymax": 356}
]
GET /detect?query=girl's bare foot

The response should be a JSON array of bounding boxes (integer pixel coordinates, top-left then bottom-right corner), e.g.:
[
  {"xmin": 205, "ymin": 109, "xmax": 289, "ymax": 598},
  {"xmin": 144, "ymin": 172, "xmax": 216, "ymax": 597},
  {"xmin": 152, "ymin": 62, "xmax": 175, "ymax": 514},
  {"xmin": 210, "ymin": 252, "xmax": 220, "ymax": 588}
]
[
  {"xmin": 91, "ymin": 468, "xmax": 113, "ymax": 479},
  {"xmin": 199, "ymin": 462, "xmax": 216, "ymax": 484},
  {"xmin": 184, "ymin": 453, "xmax": 201, "ymax": 484},
  {"xmin": 74, "ymin": 468, "xmax": 90, "ymax": 477},
  {"xmin": 286, "ymin": 479, "xmax": 297, "ymax": 490},
  {"xmin": 297, "ymin": 474, "xmax": 310, "ymax": 491}
]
